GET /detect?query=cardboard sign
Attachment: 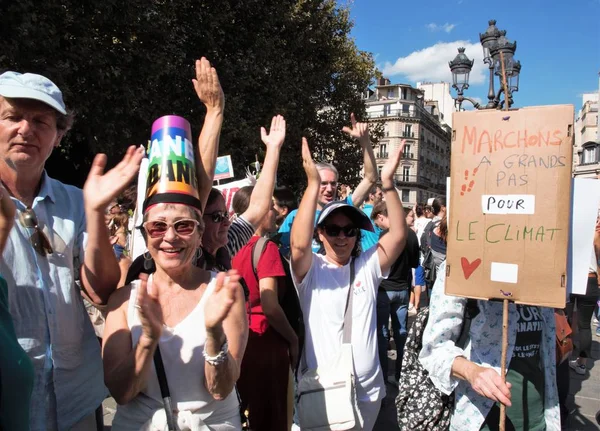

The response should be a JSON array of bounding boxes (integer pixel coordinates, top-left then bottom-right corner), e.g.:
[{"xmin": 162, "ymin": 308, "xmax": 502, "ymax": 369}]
[
  {"xmin": 445, "ymin": 105, "xmax": 573, "ymax": 308},
  {"xmin": 214, "ymin": 155, "xmax": 234, "ymax": 181},
  {"xmin": 568, "ymin": 178, "xmax": 600, "ymax": 295}
]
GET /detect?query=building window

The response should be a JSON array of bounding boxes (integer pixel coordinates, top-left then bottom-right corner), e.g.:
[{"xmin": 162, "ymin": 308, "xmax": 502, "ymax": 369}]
[
  {"xmin": 402, "ymin": 166, "xmax": 410, "ymax": 181},
  {"xmin": 387, "ymin": 89, "xmax": 394, "ymax": 99},
  {"xmin": 377, "ymin": 166, "xmax": 383, "ymax": 177},
  {"xmin": 383, "ymin": 104, "xmax": 391, "ymax": 116},
  {"xmin": 402, "ymin": 189, "xmax": 410, "ymax": 202},
  {"xmin": 582, "ymin": 143, "xmax": 599, "ymax": 164},
  {"xmin": 378, "ymin": 143, "xmax": 388, "ymax": 158},
  {"xmin": 403, "ymin": 144, "xmax": 411, "ymax": 158},
  {"xmin": 404, "ymin": 124, "xmax": 412, "ymax": 137}
]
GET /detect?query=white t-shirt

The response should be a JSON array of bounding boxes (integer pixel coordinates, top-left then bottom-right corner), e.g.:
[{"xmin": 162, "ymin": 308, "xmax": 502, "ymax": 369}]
[
  {"xmin": 293, "ymin": 247, "xmax": 389, "ymax": 402},
  {"xmin": 414, "ymin": 217, "xmax": 430, "ymax": 245}
]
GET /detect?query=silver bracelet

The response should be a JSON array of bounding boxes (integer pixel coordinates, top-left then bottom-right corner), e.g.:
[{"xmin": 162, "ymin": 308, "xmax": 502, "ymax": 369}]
[{"xmin": 203, "ymin": 338, "xmax": 229, "ymax": 366}]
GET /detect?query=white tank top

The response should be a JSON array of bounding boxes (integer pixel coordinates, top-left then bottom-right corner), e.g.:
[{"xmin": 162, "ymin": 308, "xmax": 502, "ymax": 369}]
[{"xmin": 112, "ymin": 274, "xmax": 241, "ymax": 431}]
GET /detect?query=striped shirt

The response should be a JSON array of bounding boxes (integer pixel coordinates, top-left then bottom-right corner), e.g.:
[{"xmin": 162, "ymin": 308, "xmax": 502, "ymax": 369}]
[{"xmin": 227, "ymin": 216, "xmax": 255, "ymax": 258}]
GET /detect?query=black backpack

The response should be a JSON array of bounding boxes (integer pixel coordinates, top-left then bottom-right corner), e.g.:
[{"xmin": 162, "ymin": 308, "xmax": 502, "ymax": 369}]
[
  {"xmin": 420, "ymin": 220, "xmax": 442, "ymax": 285},
  {"xmin": 251, "ymin": 237, "xmax": 305, "ymax": 364},
  {"xmin": 396, "ymin": 299, "xmax": 479, "ymax": 430}
]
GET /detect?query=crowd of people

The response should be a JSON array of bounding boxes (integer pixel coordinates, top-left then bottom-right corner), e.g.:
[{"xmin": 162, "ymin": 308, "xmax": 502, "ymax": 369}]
[{"xmin": 0, "ymin": 57, "xmax": 597, "ymax": 431}]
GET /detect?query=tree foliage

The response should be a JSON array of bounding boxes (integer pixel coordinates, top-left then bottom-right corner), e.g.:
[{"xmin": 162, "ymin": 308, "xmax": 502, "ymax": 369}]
[{"xmin": 0, "ymin": 0, "xmax": 377, "ymax": 190}]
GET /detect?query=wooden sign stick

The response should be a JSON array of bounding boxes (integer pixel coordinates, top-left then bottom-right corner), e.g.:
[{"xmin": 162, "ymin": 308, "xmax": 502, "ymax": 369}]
[{"xmin": 498, "ymin": 50, "xmax": 511, "ymax": 431}]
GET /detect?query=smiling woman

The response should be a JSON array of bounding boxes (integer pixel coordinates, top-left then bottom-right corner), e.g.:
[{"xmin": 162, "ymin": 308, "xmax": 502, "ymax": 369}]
[{"xmin": 289, "ymin": 138, "xmax": 408, "ymax": 430}]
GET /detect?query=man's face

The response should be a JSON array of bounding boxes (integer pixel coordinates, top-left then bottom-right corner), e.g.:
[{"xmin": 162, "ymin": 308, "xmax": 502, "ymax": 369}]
[
  {"xmin": 0, "ymin": 97, "xmax": 62, "ymax": 170},
  {"xmin": 318, "ymin": 169, "xmax": 338, "ymax": 205},
  {"xmin": 372, "ymin": 187, "xmax": 383, "ymax": 203}
]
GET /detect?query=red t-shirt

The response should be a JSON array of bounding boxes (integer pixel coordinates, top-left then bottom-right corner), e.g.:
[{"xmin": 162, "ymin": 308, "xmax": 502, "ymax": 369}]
[{"xmin": 232, "ymin": 236, "xmax": 286, "ymax": 334}]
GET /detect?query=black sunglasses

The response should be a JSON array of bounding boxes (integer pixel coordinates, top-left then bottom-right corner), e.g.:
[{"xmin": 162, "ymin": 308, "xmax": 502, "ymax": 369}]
[
  {"xmin": 204, "ymin": 211, "xmax": 229, "ymax": 223},
  {"xmin": 18, "ymin": 207, "xmax": 53, "ymax": 256},
  {"xmin": 322, "ymin": 224, "xmax": 358, "ymax": 238}
]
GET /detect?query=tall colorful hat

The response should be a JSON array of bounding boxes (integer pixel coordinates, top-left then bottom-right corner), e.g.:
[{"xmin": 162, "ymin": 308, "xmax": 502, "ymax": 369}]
[{"xmin": 142, "ymin": 115, "xmax": 202, "ymax": 213}]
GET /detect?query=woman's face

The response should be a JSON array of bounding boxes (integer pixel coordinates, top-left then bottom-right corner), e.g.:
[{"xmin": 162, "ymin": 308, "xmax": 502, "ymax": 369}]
[
  {"xmin": 317, "ymin": 212, "xmax": 357, "ymax": 264},
  {"xmin": 202, "ymin": 194, "xmax": 231, "ymax": 254},
  {"xmin": 144, "ymin": 204, "xmax": 203, "ymax": 271},
  {"xmin": 406, "ymin": 210, "xmax": 415, "ymax": 227}
]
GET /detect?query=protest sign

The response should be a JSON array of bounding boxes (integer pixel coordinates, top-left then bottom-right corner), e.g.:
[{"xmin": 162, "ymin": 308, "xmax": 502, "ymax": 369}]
[
  {"xmin": 568, "ymin": 178, "xmax": 600, "ymax": 295},
  {"xmin": 214, "ymin": 155, "xmax": 235, "ymax": 181},
  {"xmin": 445, "ymin": 105, "xmax": 573, "ymax": 308},
  {"xmin": 215, "ymin": 177, "xmax": 255, "ymax": 215}
]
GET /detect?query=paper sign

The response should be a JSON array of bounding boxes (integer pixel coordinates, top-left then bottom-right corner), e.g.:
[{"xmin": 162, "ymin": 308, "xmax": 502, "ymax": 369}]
[
  {"xmin": 568, "ymin": 178, "xmax": 600, "ymax": 295},
  {"xmin": 481, "ymin": 194, "xmax": 535, "ymax": 215},
  {"xmin": 215, "ymin": 177, "xmax": 254, "ymax": 215},
  {"xmin": 445, "ymin": 105, "xmax": 573, "ymax": 307},
  {"xmin": 214, "ymin": 155, "xmax": 234, "ymax": 181},
  {"xmin": 490, "ymin": 262, "xmax": 519, "ymax": 284}
]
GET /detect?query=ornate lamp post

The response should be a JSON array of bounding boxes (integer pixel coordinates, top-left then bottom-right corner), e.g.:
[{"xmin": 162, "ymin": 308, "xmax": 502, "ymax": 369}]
[{"xmin": 449, "ymin": 20, "xmax": 522, "ymax": 110}]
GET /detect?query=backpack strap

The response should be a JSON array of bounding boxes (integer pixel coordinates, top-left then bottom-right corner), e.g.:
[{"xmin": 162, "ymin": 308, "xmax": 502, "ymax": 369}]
[
  {"xmin": 456, "ymin": 298, "xmax": 479, "ymax": 349},
  {"xmin": 251, "ymin": 237, "xmax": 270, "ymax": 280}
]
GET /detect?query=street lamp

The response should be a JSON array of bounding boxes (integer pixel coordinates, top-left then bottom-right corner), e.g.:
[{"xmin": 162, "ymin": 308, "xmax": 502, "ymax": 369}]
[{"xmin": 449, "ymin": 20, "xmax": 522, "ymax": 110}]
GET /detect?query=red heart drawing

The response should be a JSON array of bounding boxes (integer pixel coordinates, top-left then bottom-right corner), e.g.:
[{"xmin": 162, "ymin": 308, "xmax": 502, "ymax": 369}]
[
  {"xmin": 355, "ymin": 281, "xmax": 361, "ymax": 287},
  {"xmin": 461, "ymin": 257, "xmax": 482, "ymax": 280}
]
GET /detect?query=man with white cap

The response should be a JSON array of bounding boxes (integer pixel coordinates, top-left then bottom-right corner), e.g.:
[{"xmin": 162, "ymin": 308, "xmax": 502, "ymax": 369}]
[{"xmin": 0, "ymin": 71, "xmax": 144, "ymax": 430}]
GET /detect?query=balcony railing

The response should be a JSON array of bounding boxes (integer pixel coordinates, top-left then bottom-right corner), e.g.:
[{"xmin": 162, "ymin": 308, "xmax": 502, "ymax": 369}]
[
  {"xmin": 377, "ymin": 152, "xmax": 389, "ymax": 159},
  {"xmin": 402, "ymin": 152, "xmax": 415, "ymax": 159},
  {"xmin": 366, "ymin": 109, "xmax": 417, "ymax": 119},
  {"xmin": 401, "ymin": 131, "xmax": 415, "ymax": 138}
]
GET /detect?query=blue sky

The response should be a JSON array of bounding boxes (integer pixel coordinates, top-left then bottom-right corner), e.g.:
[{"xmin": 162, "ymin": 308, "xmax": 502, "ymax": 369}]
[{"xmin": 345, "ymin": 0, "xmax": 600, "ymax": 110}]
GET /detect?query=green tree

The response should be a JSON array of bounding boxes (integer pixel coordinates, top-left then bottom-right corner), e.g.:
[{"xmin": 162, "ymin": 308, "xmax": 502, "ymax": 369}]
[{"xmin": 0, "ymin": 0, "xmax": 378, "ymax": 191}]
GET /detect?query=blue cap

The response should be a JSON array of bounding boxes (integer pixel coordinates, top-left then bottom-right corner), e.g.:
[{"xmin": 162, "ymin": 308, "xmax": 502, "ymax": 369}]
[
  {"xmin": 0, "ymin": 71, "xmax": 66, "ymax": 115},
  {"xmin": 317, "ymin": 200, "xmax": 374, "ymax": 232}
]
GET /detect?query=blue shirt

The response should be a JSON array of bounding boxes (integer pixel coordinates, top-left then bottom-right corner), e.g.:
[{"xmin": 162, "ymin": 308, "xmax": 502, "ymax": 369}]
[
  {"xmin": 1, "ymin": 172, "xmax": 106, "ymax": 430},
  {"xmin": 278, "ymin": 195, "xmax": 379, "ymax": 256}
]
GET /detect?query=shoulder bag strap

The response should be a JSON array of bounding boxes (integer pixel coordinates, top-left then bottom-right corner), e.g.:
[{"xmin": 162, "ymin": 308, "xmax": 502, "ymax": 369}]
[
  {"xmin": 153, "ymin": 346, "xmax": 177, "ymax": 431},
  {"xmin": 251, "ymin": 237, "xmax": 269, "ymax": 280},
  {"xmin": 342, "ymin": 258, "xmax": 356, "ymax": 344}
]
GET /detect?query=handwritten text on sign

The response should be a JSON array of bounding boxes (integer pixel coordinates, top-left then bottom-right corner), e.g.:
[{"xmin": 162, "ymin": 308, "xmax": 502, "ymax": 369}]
[{"xmin": 481, "ymin": 195, "xmax": 535, "ymax": 215}]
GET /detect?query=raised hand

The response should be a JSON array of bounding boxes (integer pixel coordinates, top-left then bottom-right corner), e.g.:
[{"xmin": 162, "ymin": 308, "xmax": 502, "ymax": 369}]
[
  {"xmin": 342, "ymin": 113, "xmax": 370, "ymax": 145},
  {"xmin": 381, "ymin": 140, "xmax": 405, "ymax": 186},
  {"xmin": 136, "ymin": 274, "xmax": 164, "ymax": 344},
  {"xmin": 192, "ymin": 57, "xmax": 225, "ymax": 112},
  {"xmin": 83, "ymin": 146, "xmax": 145, "ymax": 212},
  {"xmin": 467, "ymin": 364, "xmax": 512, "ymax": 407},
  {"xmin": 260, "ymin": 115, "xmax": 286, "ymax": 149},
  {"xmin": 0, "ymin": 183, "xmax": 15, "ymax": 252},
  {"xmin": 204, "ymin": 271, "xmax": 239, "ymax": 334},
  {"xmin": 301, "ymin": 137, "xmax": 320, "ymax": 185}
]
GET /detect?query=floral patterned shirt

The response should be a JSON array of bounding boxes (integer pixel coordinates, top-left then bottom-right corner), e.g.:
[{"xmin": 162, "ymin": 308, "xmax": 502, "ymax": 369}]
[{"xmin": 419, "ymin": 261, "xmax": 561, "ymax": 431}]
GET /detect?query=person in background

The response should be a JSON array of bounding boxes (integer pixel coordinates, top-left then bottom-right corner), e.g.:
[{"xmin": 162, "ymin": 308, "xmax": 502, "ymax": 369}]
[
  {"xmin": 362, "ymin": 185, "xmax": 383, "ymax": 219},
  {"xmin": 273, "ymin": 186, "xmax": 298, "ymax": 229},
  {"xmin": 278, "ymin": 113, "xmax": 379, "ymax": 256},
  {"xmin": 0, "ymin": 70, "xmax": 144, "ymax": 430},
  {"xmin": 566, "ymin": 216, "xmax": 600, "ymax": 375},
  {"xmin": 232, "ymin": 187, "xmax": 297, "ymax": 430},
  {"xmin": 200, "ymin": 115, "xmax": 286, "ymax": 270},
  {"xmin": 0, "ymin": 183, "xmax": 34, "ymax": 430},
  {"xmin": 372, "ymin": 201, "xmax": 419, "ymax": 385},
  {"xmin": 410, "ymin": 203, "xmax": 428, "ymax": 314},
  {"xmin": 290, "ymin": 138, "xmax": 407, "ymax": 430}
]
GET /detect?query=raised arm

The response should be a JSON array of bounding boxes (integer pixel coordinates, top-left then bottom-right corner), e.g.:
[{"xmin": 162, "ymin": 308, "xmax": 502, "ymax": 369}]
[
  {"xmin": 82, "ymin": 146, "xmax": 145, "ymax": 305},
  {"xmin": 342, "ymin": 113, "xmax": 378, "ymax": 207},
  {"xmin": 240, "ymin": 115, "xmax": 285, "ymax": 227},
  {"xmin": 193, "ymin": 57, "xmax": 225, "ymax": 211},
  {"xmin": 377, "ymin": 143, "xmax": 407, "ymax": 274},
  {"xmin": 290, "ymin": 138, "xmax": 320, "ymax": 283}
]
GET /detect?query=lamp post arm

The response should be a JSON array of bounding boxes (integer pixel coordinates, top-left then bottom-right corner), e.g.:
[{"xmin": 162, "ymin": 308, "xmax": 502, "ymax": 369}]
[{"xmin": 456, "ymin": 95, "xmax": 482, "ymax": 110}]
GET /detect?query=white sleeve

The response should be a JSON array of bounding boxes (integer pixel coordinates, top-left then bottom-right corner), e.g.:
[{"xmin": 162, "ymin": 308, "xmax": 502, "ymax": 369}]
[{"xmin": 419, "ymin": 261, "xmax": 469, "ymax": 395}]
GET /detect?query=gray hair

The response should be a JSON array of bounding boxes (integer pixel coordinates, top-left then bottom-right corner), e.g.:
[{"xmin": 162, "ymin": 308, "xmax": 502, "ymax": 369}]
[{"xmin": 315, "ymin": 162, "xmax": 338, "ymax": 181}]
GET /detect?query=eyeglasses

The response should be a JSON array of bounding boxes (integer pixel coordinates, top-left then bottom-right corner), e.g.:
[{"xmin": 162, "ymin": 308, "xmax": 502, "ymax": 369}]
[
  {"xmin": 322, "ymin": 224, "xmax": 358, "ymax": 238},
  {"xmin": 18, "ymin": 208, "xmax": 53, "ymax": 256},
  {"xmin": 142, "ymin": 219, "xmax": 200, "ymax": 238},
  {"xmin": 204, "ymin": 211, "xmax": 229, "ymax": 223}
]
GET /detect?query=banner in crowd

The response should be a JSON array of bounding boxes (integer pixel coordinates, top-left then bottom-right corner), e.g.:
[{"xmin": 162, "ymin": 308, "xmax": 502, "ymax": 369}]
[
  {"xmin": 214, "ymin": 155, "xmax": 234, "ymax": 181},
  {"xmin": 445, "ymin": 105, "xmax": 573, "ymax": 308},
  {"xmin": 215, "ymin": 176, "xmax": 255, "ymax": 215},
  {"xmin": 568, "ymin": 178, "xmax": 600, "ymax": 295}
]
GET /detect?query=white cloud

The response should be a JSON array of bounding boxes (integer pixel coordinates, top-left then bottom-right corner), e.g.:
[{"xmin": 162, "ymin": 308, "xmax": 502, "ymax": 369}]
[
  {"xmin": 426, "ymin": 23, "xmax": 456, "ymax": 33},
  {"xmin": 381, "ymin": 40, "xmax": 487, "ymax": 85}
]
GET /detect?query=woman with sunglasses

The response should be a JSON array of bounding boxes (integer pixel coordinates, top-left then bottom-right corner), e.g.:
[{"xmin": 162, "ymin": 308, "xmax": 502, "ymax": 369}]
[
  {"xmin": 102, "ymin": 202, "xmax": 248, "ymax": 430},
  {"xmin": 290, "ymin": 138, "xmax": 407, "ymax": 430},
  {"xmin": 200, "ymin": 115, "xmax": 286, "ymax": 270}
]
